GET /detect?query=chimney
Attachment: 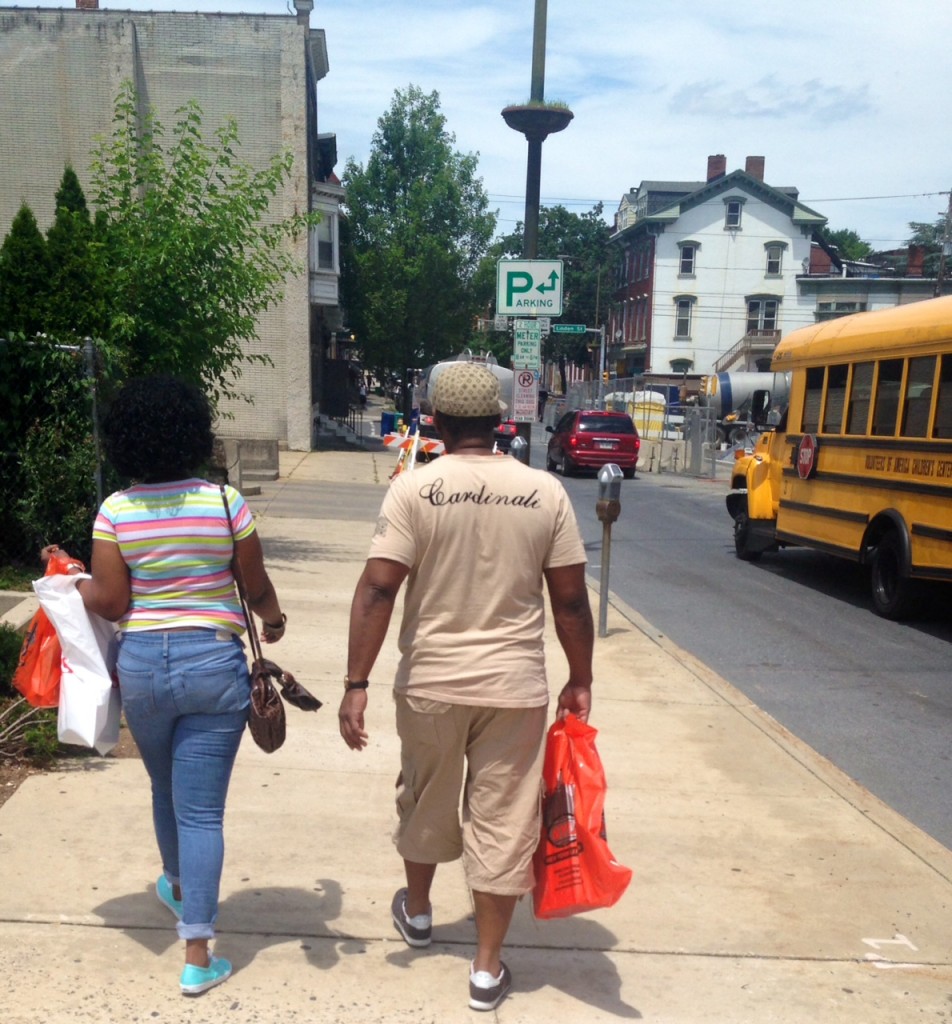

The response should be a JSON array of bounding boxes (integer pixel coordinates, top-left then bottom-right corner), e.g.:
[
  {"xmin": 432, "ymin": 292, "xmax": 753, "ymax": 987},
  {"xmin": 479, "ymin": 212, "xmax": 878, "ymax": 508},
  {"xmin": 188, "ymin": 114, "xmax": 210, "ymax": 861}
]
[
  {"xmin": 706, "ymin": 154, "xmax": 726, "ymax": 182},
  {"xmin": 76, "ymin": 0, "xmax": 99, "ymax": 8},
  {"xmin": 907, "ymin": 244, "xmax": 925, "ymax": 277},
  {"xmin": 745, "ymin": 155, "xmax": 765, "ymax": 181}
]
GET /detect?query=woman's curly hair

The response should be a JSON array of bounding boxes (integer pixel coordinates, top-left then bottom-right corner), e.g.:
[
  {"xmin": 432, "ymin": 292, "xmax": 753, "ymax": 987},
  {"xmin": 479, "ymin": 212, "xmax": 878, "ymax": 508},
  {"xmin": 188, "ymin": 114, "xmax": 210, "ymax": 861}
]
[{"xmin": 102, "ymin": 375, "xmax": 214, "ymax": 483}]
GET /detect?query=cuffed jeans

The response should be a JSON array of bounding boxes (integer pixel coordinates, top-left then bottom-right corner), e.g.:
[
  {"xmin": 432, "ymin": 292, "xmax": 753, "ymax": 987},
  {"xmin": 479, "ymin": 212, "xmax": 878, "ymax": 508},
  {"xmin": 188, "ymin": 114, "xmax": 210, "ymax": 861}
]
[{"xmin": 117, "ymin": 629, "xmax": 250, "ymax": 941}]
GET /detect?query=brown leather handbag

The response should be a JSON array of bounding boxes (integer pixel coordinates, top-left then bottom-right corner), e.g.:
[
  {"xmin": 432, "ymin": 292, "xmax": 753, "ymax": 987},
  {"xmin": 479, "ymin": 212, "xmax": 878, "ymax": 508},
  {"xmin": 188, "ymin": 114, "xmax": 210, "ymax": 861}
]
[{"xmin": 220, "ymin": 486, "xmax": 321, "ymax": 752}]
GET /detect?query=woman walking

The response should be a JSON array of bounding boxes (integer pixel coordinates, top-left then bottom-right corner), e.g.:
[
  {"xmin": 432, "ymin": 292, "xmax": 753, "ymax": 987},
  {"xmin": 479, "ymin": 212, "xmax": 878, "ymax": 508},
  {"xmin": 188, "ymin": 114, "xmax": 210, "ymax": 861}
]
[{"xmin": 63, "ymin": 374, "xmax": 286, "ymax": 996}]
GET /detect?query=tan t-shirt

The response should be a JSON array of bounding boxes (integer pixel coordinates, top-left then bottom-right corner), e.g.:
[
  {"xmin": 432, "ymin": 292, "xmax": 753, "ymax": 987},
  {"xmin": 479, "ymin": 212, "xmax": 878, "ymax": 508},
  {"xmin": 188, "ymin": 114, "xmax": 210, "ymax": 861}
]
[{"xmin": 369, "ymin": 454, "xmax": 586, "ymax": 707}]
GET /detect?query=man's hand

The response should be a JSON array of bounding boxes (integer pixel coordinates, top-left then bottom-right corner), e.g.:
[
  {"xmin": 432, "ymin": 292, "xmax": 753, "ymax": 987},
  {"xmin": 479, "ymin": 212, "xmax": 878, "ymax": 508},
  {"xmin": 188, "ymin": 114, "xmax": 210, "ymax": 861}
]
[
  {"xmin": 338, "ymin": 688, "xmax": 369, "ymax": 751},
  {"xmin": 556, "ymin": 681, "xmax": 592, "ymax": 723}
]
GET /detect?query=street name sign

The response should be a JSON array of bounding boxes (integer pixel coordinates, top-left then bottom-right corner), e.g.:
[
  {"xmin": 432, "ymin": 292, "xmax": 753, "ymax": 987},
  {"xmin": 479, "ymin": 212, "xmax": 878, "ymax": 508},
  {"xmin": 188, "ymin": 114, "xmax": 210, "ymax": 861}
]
[
  {"xmin": 496, "ymin": 259, "xmax": 564, "ymax": 316},
  {"xmin": 551, "ymin": 323, "xmax": 586, "ymax": 334}
]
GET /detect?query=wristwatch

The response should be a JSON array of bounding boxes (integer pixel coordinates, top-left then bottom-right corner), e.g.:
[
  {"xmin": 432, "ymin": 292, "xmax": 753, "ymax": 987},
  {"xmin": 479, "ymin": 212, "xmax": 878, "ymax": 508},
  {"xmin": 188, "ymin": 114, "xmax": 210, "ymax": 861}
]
[{"xmin": 344, "ymin": 677, "xmax": 369, "ymax": 691}]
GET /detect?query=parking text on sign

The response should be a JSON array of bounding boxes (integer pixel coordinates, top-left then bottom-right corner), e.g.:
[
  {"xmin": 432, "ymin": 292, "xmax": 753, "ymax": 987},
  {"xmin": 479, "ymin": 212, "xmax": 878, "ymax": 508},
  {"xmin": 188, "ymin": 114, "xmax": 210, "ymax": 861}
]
[{"xmin": 496, "ymin": 260, "xmax": 564, "ymax": 316}]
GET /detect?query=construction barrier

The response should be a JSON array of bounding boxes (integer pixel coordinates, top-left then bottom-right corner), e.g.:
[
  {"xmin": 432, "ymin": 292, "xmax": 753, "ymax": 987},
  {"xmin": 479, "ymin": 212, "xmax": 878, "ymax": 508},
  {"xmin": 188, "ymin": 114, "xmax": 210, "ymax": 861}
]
[{"xmin": 384, "ymin": 428, "xmax": 445, "ymax": 477}]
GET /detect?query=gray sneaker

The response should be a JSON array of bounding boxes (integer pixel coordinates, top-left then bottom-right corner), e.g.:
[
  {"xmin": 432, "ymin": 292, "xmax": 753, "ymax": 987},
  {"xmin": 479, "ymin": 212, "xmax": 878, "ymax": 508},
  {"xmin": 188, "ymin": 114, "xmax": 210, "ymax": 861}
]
[
  {"xmin": 390, "ymin": 887, "xmax": 432, "ymax": 948},
  {"xmin": 469, "ymin": 961, "xmax": 512, "ymax": 1011}
]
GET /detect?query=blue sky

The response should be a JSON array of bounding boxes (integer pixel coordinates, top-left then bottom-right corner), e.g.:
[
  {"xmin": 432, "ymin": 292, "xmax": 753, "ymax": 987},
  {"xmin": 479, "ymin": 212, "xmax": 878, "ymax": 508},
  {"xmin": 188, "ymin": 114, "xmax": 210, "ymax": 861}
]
[{"xmin": 10, "ymin": 0, "xmax": 951, "ymax": 249}]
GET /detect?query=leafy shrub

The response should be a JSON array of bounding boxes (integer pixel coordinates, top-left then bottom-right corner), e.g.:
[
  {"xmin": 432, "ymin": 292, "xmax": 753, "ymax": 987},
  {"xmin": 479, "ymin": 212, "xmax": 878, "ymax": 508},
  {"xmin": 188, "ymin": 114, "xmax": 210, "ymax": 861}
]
[{"xmin": 0, "ymin": 623, "xmax": 23, "ymax": 699}]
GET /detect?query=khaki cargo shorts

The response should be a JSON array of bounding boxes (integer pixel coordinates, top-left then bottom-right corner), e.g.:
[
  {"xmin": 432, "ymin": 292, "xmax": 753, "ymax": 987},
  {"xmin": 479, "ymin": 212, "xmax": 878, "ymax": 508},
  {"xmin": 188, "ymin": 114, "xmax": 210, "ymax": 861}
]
[{"xmin": 393, "ymin": 692, "xmax": 548, "ymax": 895}]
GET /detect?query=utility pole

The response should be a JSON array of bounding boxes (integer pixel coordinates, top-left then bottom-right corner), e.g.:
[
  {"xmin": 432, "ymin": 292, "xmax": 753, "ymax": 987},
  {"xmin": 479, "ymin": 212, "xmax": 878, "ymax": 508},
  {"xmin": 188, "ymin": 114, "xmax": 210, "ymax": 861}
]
[{"xmin": 934, "ymin": 189, "xmax": 952, "ymax": 298}]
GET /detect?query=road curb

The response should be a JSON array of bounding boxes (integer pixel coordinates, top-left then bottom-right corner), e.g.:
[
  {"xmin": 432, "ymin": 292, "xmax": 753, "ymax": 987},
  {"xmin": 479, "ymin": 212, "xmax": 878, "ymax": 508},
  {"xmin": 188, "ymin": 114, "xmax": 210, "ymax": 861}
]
[{"xmin": 591, "ymin": 575, "xmax": 952, "ymax": 885}]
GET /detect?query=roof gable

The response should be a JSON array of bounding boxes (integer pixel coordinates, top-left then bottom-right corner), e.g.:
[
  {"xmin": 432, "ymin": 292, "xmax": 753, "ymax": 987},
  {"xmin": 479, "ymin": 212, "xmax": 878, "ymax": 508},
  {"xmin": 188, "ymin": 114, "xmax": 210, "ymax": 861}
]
[{"xmin": 653, "ymin": 169, "xmax": 825, "ymax": 226}]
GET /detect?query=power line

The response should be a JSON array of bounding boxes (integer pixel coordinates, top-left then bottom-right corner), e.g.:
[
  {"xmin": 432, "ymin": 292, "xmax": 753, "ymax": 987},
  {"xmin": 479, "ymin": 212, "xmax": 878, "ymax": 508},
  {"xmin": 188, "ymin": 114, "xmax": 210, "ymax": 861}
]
[{"xmin": 487, "ymin": 190, "xmax": 948, "ymax": 206}]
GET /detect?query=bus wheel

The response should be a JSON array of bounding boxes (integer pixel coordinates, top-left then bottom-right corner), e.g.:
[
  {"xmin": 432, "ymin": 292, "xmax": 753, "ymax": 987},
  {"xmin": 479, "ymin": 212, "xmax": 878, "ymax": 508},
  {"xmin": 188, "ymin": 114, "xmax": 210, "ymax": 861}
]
[
  {"xmin": 733, "ymin": 508, "xmax": 762, "ymax": 562},
  {"xmin": 870, "ymin": 533, "xmax": 920, "ymax": 620}
]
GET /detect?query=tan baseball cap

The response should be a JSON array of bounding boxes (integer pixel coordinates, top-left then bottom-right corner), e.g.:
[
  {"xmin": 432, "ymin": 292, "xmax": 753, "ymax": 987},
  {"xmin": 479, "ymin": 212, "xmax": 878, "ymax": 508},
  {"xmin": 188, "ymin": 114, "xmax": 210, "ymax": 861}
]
[{"xmin": 431, "ymin": 362, "xmax": 506, "ymax": 418}]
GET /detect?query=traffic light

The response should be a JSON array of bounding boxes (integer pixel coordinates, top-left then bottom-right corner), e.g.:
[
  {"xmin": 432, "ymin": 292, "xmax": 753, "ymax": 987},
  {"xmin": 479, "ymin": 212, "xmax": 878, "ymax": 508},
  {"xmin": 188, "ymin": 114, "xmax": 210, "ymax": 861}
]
[{"xmin": 602, "ymin": 371, "xmax": 609, "ymax": 383}]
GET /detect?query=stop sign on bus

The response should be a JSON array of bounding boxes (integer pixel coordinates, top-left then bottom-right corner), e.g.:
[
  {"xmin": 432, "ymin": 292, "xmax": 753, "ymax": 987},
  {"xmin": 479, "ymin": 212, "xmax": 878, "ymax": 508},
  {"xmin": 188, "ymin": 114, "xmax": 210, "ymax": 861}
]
[{"xmin": 797, "ymin": 433, "xmax": 818, "ymax": 479}]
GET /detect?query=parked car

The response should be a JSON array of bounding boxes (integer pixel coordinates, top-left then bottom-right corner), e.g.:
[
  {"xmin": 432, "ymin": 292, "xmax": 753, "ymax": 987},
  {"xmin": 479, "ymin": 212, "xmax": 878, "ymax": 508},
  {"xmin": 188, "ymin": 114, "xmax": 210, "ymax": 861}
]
[{"xmin": 545, "ymin": 409, "xmax": 640, "ymax": 479}]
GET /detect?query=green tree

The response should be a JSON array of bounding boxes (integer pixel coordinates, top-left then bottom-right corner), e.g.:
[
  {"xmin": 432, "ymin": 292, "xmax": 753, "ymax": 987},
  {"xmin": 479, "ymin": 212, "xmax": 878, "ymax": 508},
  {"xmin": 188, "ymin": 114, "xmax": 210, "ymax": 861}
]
[
  {"xmin": 907, "ymin": 220, "xmax": 945, "ymax": 276},
  {"xmin": 494, "ymin": 203, "xmax": 614, "ymax": 393},
  {"xmin": 0, "ymin": 204, "xmax": 49, "ymax": 336},
  {"xmin": 90, "ymin": 81, "xmax": 315, "ymax": 405},
  {"xmin": 45, "ymin": 166, "xmax": 106, "ymax": 339},
  {"xmin": 815, "ymin": 225, "xmax": 873, "ymax": 262},
  {"xmin": 340, "ymin": 85, "xmax": 496, "ymax": 414}
]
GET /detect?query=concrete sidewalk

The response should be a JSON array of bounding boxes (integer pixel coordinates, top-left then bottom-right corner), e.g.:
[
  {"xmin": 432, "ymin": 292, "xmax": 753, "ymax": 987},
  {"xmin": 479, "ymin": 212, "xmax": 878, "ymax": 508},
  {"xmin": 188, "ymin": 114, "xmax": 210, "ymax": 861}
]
[{"xmin": 2, "ymin": 448, "xmax": 951, "ymax": 1023}]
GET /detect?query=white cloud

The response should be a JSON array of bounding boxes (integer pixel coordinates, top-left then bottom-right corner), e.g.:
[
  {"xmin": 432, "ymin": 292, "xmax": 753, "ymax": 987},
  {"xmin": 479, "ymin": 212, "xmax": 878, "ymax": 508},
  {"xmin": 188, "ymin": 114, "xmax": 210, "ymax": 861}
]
[{"xmin": 7, "ymin": 0, "xmax": 952, "ymax": 247}]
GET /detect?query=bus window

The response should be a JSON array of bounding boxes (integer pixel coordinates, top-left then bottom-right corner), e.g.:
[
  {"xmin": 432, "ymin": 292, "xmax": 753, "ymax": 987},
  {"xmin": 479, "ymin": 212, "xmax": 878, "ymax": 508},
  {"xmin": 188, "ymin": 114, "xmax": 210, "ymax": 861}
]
[
  {"xmin": 900, "ymin": 356, "xmax": 936, "ymax": 438},
  {"xmin": 822, "ymin": 364, "xmax": 848, "ymax": 433},
  {"xmin": 846, "ymin": 361, "xmax": 874, "ymax": 434},
  {"xmin": 871, "ymin": 358, "xmax": 903, "ymax": 436},
  {"xmin": 801, "ymin": 366, "xmax": 824, "ymax": 433},
  {"xmin": 934, "ymin": 354, "xmax": 952, "ymax": 438}
]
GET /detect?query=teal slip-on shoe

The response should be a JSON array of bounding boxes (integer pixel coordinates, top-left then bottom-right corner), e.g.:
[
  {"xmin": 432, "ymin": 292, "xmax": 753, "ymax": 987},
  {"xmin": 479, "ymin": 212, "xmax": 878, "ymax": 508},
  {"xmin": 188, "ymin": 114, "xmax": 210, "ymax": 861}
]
[
  {"xmin": 155, "ymin": 875, "xmax": 183, "ymax": 920},
  {"xmin": 180, "ymin": 955, "xmax": 232, "ymax": 996}
]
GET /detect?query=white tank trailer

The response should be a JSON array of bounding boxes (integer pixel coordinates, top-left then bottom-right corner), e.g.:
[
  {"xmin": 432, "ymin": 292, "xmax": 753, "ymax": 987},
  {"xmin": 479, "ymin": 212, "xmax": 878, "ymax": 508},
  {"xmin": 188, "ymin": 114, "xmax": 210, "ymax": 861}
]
[{"xmin": 415, "ymin": 352, "xmax": 514, "ymax": 416}]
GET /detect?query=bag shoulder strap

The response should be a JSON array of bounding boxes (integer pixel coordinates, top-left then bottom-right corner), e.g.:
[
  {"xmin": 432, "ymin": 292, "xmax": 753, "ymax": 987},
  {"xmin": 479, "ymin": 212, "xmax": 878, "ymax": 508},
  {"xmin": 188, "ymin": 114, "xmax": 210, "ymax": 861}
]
[{"xmin": 220, "ymin": 484, "xmax": 263, "ymax": 663}]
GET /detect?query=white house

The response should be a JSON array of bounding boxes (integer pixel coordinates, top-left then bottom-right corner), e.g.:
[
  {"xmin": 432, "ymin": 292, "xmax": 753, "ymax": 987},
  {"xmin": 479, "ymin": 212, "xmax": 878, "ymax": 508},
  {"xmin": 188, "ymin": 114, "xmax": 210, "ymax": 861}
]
[{"xmin": 607, "ymin": 155, "xmax": 827, "ymax": 378}]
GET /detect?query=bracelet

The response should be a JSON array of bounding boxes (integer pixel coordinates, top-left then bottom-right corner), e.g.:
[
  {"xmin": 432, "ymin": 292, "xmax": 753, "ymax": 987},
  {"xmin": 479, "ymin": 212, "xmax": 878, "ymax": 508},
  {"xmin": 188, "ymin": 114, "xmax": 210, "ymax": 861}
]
[
  {"xmin": 263, "ymin": 613, "xmax": 287, "ymax": 630},
  {"xmin": 344, "ymin": 677, "xmax": 369, "ymax": 691}
]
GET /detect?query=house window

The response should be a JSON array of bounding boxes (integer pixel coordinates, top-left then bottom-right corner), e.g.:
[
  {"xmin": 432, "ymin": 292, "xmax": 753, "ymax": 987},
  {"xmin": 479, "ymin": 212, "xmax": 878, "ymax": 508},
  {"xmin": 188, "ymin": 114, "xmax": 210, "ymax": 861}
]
[
  {"xmin": 724, "ymin": 198, "xmax": 744, "ymax": 229},
  {"xmin": 816, "ymin": 300, "xmax": 867, "ymax": 322},
  {"xmin": 746, "ymin": 298, "xmax": 778, "ymax": 333},
  {"xmin": 678, "ymin": 241, "xmax": 699, "ymax": 276},
  {"xmin": 673, "ymin": 295, "xmax": 695, "ymax": 339},
  {"xmin": 765, "ymin": 242, "xmax": 786, "ymax": 276},
  {"xmin": 311, "ymin": 211, "xmax": 337, "ymax": 271}
]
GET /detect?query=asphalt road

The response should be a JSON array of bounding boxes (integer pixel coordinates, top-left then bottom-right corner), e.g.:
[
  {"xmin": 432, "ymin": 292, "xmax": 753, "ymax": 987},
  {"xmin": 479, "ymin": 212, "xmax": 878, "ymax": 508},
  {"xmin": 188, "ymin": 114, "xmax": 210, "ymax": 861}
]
[
  {"xmin": 260, "ymin": 425, "xmax": 952, "ymax": 852},
  {"xmin": 549, "ymin": 452, "xmax": 952, "ymax": 853}
]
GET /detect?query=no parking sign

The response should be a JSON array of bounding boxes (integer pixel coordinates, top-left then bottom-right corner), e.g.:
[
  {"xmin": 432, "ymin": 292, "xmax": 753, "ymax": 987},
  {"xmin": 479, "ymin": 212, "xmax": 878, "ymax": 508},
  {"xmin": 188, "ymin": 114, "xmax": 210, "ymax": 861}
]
[{"xmin": 513, "ymin": 368, "xmax": 538, "ymax": 423}]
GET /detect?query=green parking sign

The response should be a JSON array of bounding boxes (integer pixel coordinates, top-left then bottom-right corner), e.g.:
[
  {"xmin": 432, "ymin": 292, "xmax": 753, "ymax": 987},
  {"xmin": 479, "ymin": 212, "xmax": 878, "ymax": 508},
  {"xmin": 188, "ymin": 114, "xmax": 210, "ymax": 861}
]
[{"xmin": 496, "ymin": 259, "xmax": 564, "ymax": 316}]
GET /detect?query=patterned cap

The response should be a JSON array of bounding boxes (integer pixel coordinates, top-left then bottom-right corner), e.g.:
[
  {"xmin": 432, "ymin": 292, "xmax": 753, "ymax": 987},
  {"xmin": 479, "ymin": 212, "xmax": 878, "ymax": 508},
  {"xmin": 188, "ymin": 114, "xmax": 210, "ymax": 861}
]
[{"xmin": 431, "ymin": 362, "xmax": 506, "ymax": 418}]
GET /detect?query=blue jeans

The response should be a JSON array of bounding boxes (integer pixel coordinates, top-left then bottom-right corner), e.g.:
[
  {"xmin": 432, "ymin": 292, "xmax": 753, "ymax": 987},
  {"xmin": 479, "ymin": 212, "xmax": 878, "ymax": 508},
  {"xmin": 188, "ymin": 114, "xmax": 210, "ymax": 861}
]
[{"xmin": 117, "ymin": 630, "xmax": 250, "ymax": 941}]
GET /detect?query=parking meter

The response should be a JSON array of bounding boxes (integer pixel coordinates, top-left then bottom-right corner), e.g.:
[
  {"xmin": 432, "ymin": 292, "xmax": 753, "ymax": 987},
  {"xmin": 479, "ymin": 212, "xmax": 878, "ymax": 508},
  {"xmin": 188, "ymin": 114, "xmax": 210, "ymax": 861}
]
[
  {"xmin": 594, "ymin": 464, "xmax": 623, "ymax": 638},
  {"xmin": 509, "ymin": 435, "xmax": 529, "ymax": 465},
  {"xmin": 596, "ymin": 464, "xmax": 623, "ymax": 524}
]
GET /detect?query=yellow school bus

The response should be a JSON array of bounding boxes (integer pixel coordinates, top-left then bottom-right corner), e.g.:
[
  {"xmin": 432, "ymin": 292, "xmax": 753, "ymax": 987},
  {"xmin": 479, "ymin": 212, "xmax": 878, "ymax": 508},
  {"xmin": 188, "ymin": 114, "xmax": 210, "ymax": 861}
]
[{"xmin": 726, "ymin": 295, "xmax": 952, "ymax": 618}]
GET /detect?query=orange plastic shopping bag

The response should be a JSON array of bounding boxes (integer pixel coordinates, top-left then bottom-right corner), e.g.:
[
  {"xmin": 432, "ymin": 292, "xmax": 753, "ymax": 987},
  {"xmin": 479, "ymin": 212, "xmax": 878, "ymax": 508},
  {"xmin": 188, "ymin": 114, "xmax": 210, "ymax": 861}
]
[
  {"xmin": 532, "ymin": 714, "xmax": 632, "ymax": 919},
  {"xmin": 12, "ymin": 554, "xmax": 83, "ymax": 708}
]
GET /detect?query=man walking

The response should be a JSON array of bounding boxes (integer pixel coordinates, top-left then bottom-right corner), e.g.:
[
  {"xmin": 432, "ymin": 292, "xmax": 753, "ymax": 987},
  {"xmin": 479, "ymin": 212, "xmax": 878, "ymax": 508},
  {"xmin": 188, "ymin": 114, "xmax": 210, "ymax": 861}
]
[{"xmin": 339, "ymin": 361, "xmax": 594, "ymax": 1012}]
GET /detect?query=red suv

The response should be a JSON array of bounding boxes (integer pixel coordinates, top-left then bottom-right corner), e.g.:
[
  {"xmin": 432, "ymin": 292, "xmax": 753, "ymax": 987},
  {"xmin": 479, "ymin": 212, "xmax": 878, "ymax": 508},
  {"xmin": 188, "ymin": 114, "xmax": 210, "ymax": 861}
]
[{"xmin": 545, "ymin": 409, "xmax": 640, "ymax": 478}]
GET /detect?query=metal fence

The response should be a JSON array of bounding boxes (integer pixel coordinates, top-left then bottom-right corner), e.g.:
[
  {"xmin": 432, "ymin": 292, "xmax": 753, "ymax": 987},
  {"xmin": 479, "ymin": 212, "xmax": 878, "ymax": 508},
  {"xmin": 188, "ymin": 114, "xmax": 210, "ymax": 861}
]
[{"xmin": 546, "ymin": 375, "xmax": 725, "ymax": 479}]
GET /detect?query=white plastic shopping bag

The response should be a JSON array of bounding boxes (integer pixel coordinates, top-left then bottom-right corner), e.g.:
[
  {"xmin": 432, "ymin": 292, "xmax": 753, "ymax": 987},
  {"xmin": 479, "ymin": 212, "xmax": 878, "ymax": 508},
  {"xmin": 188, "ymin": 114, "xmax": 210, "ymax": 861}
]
[{"xmin": 33, "ymin": 572, "xmax": 121, "ymax": 756}]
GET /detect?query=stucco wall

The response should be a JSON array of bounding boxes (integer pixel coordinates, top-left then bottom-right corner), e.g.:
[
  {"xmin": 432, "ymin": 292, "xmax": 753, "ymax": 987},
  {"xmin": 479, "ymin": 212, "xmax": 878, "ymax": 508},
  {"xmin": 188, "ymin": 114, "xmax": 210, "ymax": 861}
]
[{"xmin": 0, "ymin": 9, "xmax": 313, "ymax": 449}]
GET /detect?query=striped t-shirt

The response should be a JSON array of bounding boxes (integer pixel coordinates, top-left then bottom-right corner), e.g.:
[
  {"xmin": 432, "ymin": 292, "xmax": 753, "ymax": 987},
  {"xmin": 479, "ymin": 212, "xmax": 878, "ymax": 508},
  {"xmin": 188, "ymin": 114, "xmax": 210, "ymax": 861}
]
[{"xmin": 93, "ymin": 479, "xmax": 256, "ymax": 634}]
